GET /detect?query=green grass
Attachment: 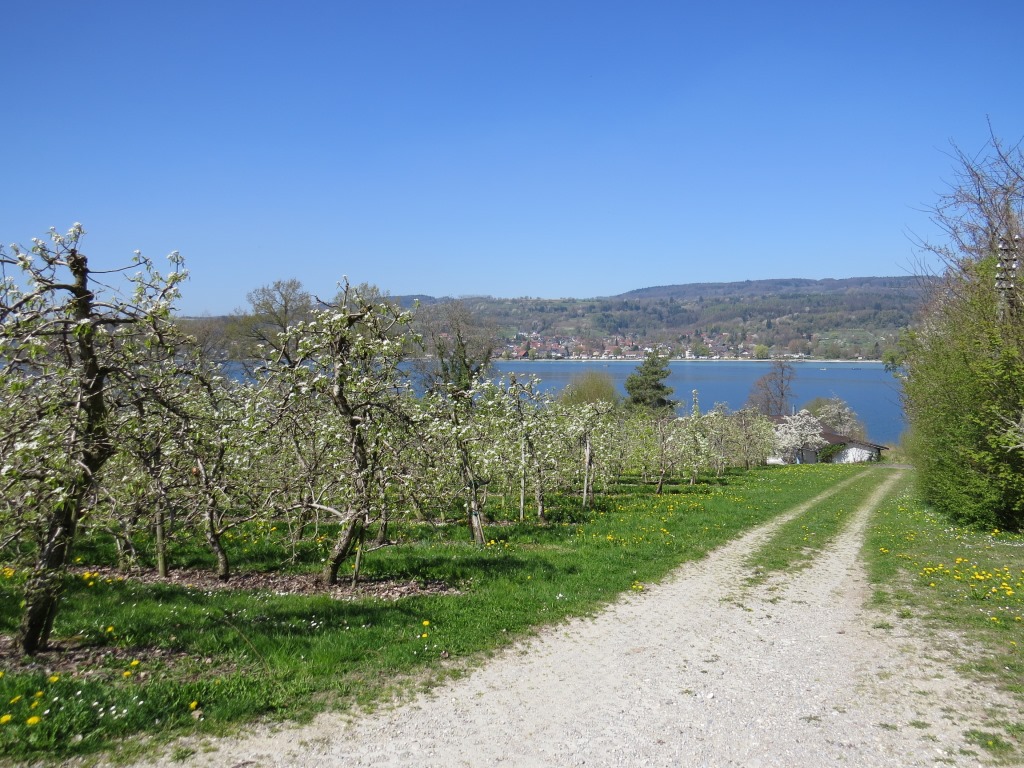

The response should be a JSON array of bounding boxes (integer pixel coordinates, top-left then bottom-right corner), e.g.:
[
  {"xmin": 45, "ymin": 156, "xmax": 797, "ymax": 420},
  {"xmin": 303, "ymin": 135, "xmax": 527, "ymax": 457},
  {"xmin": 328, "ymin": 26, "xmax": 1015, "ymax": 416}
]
[
  {"xmin": 745, "ymin": 467, "xmax": 885, "ymax": 579},
  {"xmin": 0, "ymin": 464, "xmax": 865, "ymax": 763},
  {"xmin": 864, "ymin": 474, "xmax": 1024, "ymax": 762}
]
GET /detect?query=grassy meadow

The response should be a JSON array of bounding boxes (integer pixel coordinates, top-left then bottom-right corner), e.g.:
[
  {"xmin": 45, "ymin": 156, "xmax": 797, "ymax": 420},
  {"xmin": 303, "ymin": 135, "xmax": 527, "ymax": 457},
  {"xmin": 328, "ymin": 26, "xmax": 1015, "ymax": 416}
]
[
  {"xmin": 1, "ymin": 464, "xmax": 1022, "ymax": 763},
  {"xmin": 0, "ymin": 464, "xmax": 860, "ymax": 763},
  {"xmin": 865, "ymin": 479, "xmax": 1024, "ymax": 761}
]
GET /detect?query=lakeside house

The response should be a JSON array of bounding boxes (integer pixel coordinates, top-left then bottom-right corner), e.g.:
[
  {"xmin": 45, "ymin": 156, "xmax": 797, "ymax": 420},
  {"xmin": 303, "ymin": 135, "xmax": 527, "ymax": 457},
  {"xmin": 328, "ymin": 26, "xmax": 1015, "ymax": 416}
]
[
  {"xmin": 796, "ymin": 430, "xmax": 888, "ymax": 464},
  {"xmin": 768, "ymin": 415, "xmax": 888, "ymax": 464}
]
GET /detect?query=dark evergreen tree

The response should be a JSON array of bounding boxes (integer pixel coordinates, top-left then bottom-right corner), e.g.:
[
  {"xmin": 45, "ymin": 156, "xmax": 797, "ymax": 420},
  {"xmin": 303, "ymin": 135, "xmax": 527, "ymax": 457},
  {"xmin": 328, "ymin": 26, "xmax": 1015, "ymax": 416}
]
[{"xmin": 625, "ymin": 351, "xmax": 676, "ymax": 411}]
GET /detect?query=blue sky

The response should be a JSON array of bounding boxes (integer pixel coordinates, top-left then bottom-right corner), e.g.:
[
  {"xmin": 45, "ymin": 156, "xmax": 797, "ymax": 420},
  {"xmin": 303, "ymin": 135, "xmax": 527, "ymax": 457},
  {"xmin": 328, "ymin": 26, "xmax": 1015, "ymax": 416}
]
[{"xmin": 4, "ymin": 1, "xmax": 1022, "ymax": 315}]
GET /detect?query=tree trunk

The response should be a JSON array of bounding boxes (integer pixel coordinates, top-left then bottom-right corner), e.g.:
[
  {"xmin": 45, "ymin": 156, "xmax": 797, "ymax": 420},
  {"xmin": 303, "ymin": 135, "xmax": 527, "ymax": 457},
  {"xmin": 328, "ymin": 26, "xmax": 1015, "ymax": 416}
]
[
  {"xmin": 534, "ymin": 464, "xmax": 546, "ymax": 522},
  {"xmin": 114, "ymin": 529, "xmax": 139, "ymax": 572},
  {"xmin": 290, "ymin": 507, "xmax": 310, "ymax": 548},
  {"xmin": 18, "ymin": 493, "xmax": 83, "ymax": 654},
  {"xmin": 464, "ymin": 467, "xmax": 487, "ymax": 546},
  {"xmin": 19, "ymin": 251, "xmax": 111, "ymax": 655},
  {"xmin": 582, "ymin": 434, "xmax": 592, "ymax": 510},
  {"xmin": 468, "ymin": 491, "xmax": 486, "ymax": 545},
  {"xmin": 519, "ymin": 436, "xmax": 527, "ymax": 522},
  {"xmin": 204, "ymin": 509, "xmax": 231, "ymax": 582},
  {"xmin": 351, "ymin": 523, "xmax": 367, "ymax": 586},
  {"xmin": 155, "ymin": 506, "xmax": 168, "ymax": 578},
  {"xmin": 323, "ymin": 516, "xmax": 363, "ymax": 585},
  {"xmin": 456, "ymin": 435, "xmax": 487, "ymax": 545},
  {"xmin": 374, "ymin": 516, "xmax": 388, "ymax": 546}
]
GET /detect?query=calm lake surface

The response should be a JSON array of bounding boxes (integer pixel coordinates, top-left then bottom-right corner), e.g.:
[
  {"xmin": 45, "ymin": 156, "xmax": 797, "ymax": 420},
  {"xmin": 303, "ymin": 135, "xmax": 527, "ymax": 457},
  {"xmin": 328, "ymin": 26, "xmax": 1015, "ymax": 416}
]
[{"xmin": 493, "ymin": 360, "xmax": 906, "ymax": 446}]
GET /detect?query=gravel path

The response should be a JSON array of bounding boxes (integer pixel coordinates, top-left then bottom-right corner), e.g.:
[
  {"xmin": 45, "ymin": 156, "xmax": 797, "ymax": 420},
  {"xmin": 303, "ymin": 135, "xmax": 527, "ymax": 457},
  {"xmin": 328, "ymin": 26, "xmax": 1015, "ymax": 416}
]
[{"xmin": 137, "ymin": 468, "xmax": 1014, "ymax": 767}]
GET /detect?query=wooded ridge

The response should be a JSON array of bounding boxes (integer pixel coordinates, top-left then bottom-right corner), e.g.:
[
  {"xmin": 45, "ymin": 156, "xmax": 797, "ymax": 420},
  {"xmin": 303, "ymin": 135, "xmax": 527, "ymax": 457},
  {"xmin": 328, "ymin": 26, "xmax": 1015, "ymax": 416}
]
[{"xmin": 393, "ymin": 275, "xmax": 931, "ymax": 359}]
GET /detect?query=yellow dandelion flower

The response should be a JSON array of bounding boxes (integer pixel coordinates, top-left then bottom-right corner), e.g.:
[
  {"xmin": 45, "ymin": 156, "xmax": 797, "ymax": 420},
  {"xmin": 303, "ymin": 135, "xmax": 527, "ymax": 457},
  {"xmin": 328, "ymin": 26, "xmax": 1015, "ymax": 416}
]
[
  {"xmin": 189, "ymin": 701, "xmax": 199, "ymax": 710},
  {"xmin": 0, "ymin": 714, "xmax": 10, "ymax": 725},
  {"xmin": 122, "ymin": 671, "xmax": 132, "ymax": 678},
  {"xmin": 422, "ymin": 620, "xmax": 430, "ymax": 627},
  {"xmin": 105, "ymin": 626, "xmax": 114, "ymax": 633},
  {"xmin": 9, "ymin": 696, "xmax": 21, "ymax": 705},
  {"xmin": 421, "ymin": 633, "xmax": 429, "ymax": 638},
  {"xmin": 130, "ymin": 660, "xmax": 140, "ymax": 667},
  {"xmin": 25, "ymin": 716, "xmax": 41, "ymax": 726},
  {"xmin": 47, "ymin": 675, "xmax": 59, "ymax": 683}
]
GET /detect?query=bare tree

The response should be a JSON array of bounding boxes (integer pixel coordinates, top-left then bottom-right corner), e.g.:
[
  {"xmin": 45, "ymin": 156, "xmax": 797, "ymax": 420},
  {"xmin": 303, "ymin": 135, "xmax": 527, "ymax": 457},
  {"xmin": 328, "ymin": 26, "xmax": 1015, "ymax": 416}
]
[
  {"xmin": 746, "ymin": 360, "xmax": 795, "ymax": 417},
  {"xmin": 229, "ymin": 278, "xmax": 315, "ymax": 364},
  {"xmin": 414, "ymin": 300, "xmax": 496, "ymax": 394},
  {"xmin": 175, "ymin": 315, "xmax": 231, "ymax": 362}
]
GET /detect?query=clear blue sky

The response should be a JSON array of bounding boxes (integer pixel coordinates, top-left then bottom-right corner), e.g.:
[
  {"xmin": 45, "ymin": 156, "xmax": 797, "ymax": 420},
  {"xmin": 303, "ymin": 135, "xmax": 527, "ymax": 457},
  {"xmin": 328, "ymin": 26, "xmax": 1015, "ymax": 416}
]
[{"xmin": 3, "ymin": 1, "xmax": 1022, "ymax": 315}]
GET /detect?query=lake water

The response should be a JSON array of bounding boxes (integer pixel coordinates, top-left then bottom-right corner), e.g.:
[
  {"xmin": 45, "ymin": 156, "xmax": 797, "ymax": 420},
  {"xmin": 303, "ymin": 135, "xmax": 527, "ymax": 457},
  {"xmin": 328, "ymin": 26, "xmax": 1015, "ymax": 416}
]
[{"xmin": 492, "ymin": 360, "xmax": 906, "ymax": 446}]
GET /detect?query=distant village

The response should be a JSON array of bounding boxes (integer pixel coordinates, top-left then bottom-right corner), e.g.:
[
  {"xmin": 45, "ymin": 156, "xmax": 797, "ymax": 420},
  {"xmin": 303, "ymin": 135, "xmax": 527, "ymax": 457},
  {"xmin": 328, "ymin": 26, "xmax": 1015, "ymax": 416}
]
[{"xmin": 498, "ymin": 332, "xmax": 864, "ymax": 361}]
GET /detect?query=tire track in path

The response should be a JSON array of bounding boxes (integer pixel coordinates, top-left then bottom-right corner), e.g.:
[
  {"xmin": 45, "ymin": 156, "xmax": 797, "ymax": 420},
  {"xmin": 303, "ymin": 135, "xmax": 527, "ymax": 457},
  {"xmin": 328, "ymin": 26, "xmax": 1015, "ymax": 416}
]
[{"xmin": 135, "ymin": 469, "xmax": 1008, "ymax": 768}]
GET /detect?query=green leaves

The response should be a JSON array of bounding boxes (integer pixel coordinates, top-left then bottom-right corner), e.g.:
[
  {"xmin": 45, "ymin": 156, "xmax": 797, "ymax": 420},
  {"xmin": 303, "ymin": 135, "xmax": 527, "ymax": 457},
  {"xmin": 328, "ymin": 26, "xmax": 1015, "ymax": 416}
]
[
  {"xmin": 624, "ymin": 350, "xmax": 676, "ymax": 411},
  {"xmin": 903, "ymin": 135, "xmax": 1024, "ymax": 528}
]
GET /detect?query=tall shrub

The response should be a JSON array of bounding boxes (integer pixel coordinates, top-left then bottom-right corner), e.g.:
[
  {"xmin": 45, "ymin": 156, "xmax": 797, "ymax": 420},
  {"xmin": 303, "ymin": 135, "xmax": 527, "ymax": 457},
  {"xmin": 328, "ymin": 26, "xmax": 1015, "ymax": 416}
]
[{"xmin": 898, "ymin": 134, "xmax": 1024, "ymax": 528}]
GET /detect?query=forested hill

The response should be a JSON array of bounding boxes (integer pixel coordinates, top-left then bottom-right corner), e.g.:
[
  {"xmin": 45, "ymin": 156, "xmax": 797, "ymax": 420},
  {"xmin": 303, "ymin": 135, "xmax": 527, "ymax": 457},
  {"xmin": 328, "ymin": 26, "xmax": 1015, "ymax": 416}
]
[
  {"xmin": 614, "ymin": 276, "xmax": 922, "ymax": 301},
  {"xmin": 397, "ymin": 275, "xmax": 932, "ymax": 359},
  {"xmin": 188, "ymin": 276, "xmax": 931, "ymax": 361}
]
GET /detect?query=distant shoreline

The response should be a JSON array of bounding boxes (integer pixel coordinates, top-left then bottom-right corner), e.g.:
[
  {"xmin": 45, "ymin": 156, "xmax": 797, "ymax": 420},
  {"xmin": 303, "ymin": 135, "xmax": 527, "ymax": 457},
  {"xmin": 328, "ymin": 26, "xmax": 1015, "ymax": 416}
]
[{"xmin": 493, "ymin": 358, "xmax": 885, "ymax": 365}]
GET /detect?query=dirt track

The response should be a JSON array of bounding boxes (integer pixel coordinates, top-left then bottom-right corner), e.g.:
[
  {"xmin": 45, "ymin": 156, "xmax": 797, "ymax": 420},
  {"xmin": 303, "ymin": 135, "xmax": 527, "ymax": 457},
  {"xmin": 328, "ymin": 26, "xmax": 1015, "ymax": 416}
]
[{"xmin": 133, "ymin": 468, "xmax": 1013, "ymax": 767}]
